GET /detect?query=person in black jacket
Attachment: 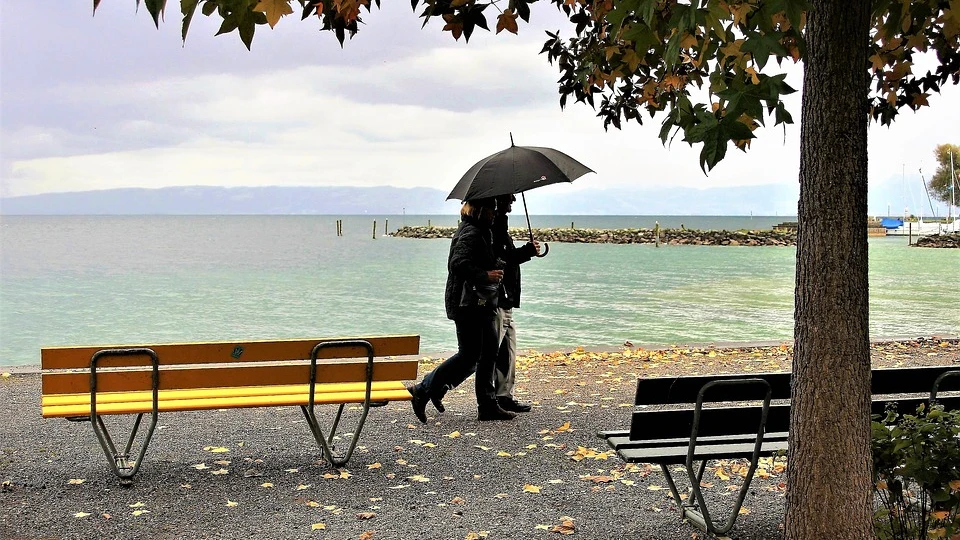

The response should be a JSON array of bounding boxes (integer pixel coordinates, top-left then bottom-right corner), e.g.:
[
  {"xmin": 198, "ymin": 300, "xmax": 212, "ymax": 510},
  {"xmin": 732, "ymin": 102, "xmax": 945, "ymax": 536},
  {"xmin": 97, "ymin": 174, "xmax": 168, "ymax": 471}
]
[
  {"xmin": 414, "ymin": 194, "xmax": 541, "ymax": 416},
  {"xmin": 491, "ymin": 194, "xmax": 540, "ymax": 412},
  {"xmin": 407, "ymin": 197, "xmax": 517, "ymax": 422}
]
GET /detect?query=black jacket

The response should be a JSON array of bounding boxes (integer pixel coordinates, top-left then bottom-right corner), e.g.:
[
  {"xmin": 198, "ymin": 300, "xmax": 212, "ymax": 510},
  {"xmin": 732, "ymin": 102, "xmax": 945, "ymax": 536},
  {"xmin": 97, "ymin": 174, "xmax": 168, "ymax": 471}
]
[
  {"xmin": 492, "ymin": 213, "xmax": 537, "ymax": 310},
  {"xmin": 444, "ymin": 216, "xmax": 499, "ymax": 320}
]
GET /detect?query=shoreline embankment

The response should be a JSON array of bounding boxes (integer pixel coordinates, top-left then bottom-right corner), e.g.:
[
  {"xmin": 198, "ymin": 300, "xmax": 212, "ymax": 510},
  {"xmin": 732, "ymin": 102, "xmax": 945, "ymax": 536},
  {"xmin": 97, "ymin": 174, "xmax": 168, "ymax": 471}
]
[
  {"xmin": 393, "ymin": 226, "xmax": 960, "ymax": 248},
  {"xmin": 393, "ymin": 226, "xmax": 796, "ymax": 246}
]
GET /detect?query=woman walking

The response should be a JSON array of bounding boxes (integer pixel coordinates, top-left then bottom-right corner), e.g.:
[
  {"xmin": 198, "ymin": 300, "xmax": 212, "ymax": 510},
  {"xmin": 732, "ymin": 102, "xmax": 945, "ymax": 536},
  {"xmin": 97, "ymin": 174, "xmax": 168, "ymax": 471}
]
[{"xmin": 407, "ymin": 197, "xmax": 516, "ymax": 422}]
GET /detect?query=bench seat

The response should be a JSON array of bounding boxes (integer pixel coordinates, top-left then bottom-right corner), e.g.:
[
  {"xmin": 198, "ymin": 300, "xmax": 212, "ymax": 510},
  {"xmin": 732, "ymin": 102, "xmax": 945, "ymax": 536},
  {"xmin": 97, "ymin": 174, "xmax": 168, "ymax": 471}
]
[{"xmin": 42, "ymin": 381, "xmax": 411, "ymax": 417}]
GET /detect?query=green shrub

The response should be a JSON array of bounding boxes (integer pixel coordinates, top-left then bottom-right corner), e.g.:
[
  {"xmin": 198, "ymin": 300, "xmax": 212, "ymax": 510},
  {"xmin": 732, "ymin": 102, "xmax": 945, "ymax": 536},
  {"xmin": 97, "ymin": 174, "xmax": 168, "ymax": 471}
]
[{"xmin": 873, "ymin": 403, "xmax": 960, "ymax": 539}]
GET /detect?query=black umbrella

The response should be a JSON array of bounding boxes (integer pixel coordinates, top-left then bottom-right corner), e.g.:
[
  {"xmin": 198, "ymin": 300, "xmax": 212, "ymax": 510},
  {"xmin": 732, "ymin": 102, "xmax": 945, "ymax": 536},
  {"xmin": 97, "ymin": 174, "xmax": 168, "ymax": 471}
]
[{"xmin": 446, "ymin": 134, "xmax": 594, "ymax": 256}]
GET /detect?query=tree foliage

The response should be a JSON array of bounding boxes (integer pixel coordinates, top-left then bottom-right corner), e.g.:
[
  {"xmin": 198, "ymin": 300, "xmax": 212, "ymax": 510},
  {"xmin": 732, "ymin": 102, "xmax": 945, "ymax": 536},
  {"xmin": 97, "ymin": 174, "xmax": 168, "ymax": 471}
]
[
  {"xmin": 929, "ymin": 143, "xmax": 960, "ymax": 205},
  {"xmin": 98, "ymin": 0, "xmax": 960, "ymax": 172}
]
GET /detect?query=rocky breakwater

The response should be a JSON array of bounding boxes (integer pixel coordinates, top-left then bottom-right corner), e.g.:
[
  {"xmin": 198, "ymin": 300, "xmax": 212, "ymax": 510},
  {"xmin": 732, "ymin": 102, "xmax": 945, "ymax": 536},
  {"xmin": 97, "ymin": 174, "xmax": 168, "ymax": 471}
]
[
  {"xmin": 391, "ymin": 226, "xmax": 797, "ymax": 246},
  {"xmin": 915, "ymin": 233, "xmax": 960, "ymax": 248}
]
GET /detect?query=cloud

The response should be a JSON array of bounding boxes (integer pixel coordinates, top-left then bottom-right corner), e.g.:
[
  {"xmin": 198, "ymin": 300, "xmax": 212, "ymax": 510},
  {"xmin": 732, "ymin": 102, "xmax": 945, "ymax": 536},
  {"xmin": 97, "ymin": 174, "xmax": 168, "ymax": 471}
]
[{"xmin": 1, "ymin": 0, "xmax": 957, "ymax": 217}]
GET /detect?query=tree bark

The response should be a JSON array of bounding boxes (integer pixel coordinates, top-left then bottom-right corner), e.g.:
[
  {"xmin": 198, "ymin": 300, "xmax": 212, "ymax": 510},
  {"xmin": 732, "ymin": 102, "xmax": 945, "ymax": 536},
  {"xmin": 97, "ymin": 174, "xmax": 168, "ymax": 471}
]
[{"xmin": 785, "ymin": 1, "xmax": 873, "ymax": 538}]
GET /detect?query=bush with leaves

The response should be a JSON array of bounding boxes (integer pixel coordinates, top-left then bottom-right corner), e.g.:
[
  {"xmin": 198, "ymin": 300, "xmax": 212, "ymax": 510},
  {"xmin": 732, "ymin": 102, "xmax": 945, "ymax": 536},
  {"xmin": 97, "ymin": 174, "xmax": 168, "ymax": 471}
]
[{"xmin": 872, "ymin": 403, "xmax": 960, "ymax": 540}]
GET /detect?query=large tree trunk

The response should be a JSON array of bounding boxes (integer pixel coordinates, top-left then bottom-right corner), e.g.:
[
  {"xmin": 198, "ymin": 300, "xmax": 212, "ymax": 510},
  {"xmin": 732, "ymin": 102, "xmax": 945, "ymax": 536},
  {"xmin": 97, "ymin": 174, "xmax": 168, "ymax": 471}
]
[{"xmin": 785, "ymin": 1, "xmax": 873, "ymax": 538}]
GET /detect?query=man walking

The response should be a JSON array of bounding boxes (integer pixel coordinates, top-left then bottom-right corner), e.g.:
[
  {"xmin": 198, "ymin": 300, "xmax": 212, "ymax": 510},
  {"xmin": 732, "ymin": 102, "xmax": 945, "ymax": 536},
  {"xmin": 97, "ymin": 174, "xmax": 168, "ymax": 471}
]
[{"xmin": 491, "ymin": 194, "xmax": 540, "ymax": 413}]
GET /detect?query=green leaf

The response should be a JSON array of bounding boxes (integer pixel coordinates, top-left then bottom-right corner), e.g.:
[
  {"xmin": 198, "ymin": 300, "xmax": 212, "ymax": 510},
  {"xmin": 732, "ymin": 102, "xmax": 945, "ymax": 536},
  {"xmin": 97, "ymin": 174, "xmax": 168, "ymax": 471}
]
[
  {"xmin": 145, "ymin": 0, "xmax": 165, "ymax": 28},
  {"xmin": 181, "ymin": 0, "xmax": 200, "ymax": 42}
]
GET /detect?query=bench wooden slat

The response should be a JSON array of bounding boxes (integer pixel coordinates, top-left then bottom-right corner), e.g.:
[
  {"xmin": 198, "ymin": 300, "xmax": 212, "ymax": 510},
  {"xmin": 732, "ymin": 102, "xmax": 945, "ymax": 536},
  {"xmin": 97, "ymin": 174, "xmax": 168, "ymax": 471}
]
[
  {"xmin": 616, "ymin": 439, "xmax": 789, "ymax": 464},
  {"xmin": 40, "ymin": 335, "xmax": 421, "ymax": 370},
  {"xmin": 42, "ymin": 359, "xmax": 419, "ymax": 395},
  {"xmin": 628, "ymin": 396, "xmax": 960, "ymax": 441},
  {"xmin": 633, "ymin": 366, "xmax": 960, "ymax": 405},
  {"xmin": 634, "ymin": 372, "xmax": 792, "ymax": 405},
  {"xmin": 42, "ymin": 385, "xmax": 412, "ymax": 418},
  {"xmin": 42, "ymin": 381, "xmax": 409, "ymax": 407},
  {"xmin": 605, "ymin": 432, "xmax": 790, "ymax": 452}
]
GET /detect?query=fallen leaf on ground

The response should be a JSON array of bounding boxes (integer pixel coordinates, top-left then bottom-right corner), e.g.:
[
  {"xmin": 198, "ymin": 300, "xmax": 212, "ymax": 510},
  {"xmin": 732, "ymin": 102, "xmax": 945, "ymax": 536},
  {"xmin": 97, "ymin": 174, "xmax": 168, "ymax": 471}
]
[
  {"xmin": 408, "ymin": 475, "xmax": 430, "ymax": 483},
  {"xmin": 359, "ymin": 532, "xmax": 375, "ymax": 540},
  {"xmin": 367, "ymin": 462, "xmax": 382, "ymax": 469},
  {"xmin": 68, "ymin": 479, "xmax": 85, "ymax": 485},
  {"xmin": 192, "ymin": 463, "xmax": 209, "ymax": 470},
  {"xmin": 226, "ymin": 500, "xmax": 238, "ymax": 507},
  {"xmin": 551, "ymin": 516, "xmax": 576, "ymax": 535},
  {"xmin": 447, "ymin": 431, "xmax": 462, "ymax": 438},
  {"xmin": 203, "ymin": 446, "xmax": 229, "ymax": 453},
  {"xmin": 211, "ymin": 468, "xmax": 229, "ymax": 475},
  {"xmin": 311, "ymin": 523, "xmax": 326, "ymax": 530},
  {"xmin": 129, "ymin": 502, "xmax": 146, "ymax": 508},
  {"xmin": 73, "ymin": 512, "xmax": 91, "ymax": 518},
  {"xmin": 261, "ymin": 483, "xmax": 274, "ymax": 488},
  {"xmin": 523, "ymin": 484, "xmax": 542, "ymax": 493},
  {"xmin": 357, "ymin": 512, "xmax": 376, "ymax": 520},
  {"xmin": 297, "ymin": 484, "xmax": 312, "ymax": 491},
  {"xmin": 132, "ymin": 509, "xmax": 150, "ymax": 516}
]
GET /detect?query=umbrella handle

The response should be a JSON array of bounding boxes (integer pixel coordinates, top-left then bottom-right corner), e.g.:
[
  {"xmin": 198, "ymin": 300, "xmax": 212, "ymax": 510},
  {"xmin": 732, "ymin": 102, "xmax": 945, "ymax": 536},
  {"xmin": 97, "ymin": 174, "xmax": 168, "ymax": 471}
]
[{"xmin": 521, "ymin": 192, "xmax": 549, "ymax": 258}]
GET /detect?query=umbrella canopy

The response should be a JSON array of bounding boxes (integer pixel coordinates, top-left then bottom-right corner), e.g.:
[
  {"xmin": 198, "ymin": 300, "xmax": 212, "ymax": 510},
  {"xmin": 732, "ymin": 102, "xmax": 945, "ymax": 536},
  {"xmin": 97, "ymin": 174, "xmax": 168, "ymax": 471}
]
[{"xmin": 446, "ymin": 144, "xmax": 594, "ymax": 201}]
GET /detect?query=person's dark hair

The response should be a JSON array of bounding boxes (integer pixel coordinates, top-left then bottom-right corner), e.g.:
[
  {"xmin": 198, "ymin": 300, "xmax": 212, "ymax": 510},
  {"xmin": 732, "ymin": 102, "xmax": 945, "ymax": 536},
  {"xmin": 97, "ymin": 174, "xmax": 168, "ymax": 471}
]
[{"xmin": 461, "ymin": 198, "xmax": 496, "ymax": 219}]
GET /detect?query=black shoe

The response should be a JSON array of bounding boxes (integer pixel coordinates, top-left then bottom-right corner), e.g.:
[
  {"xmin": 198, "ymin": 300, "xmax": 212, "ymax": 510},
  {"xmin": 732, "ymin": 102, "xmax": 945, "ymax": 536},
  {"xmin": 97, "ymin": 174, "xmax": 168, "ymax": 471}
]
[
  {"xmin": 407, "ymin": 385, "xmax": 428, "ymax": 424},
  {"xmin": 498, "ymin": 397, "xmax": 532, "ymax": 413},
  {"xmin": 430, "ymin": 395, "xmax": 446, "ymax": 413},
  {"xmin": 478, "ymin": 404, "xmax": 516, "ymax": 421}
]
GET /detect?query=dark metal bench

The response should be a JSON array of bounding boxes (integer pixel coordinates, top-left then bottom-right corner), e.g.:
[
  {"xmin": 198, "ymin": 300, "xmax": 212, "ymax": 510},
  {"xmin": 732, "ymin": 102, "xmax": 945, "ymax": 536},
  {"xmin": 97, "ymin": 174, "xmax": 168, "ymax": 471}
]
[{"xmin": 598, "ymin": 365, "xmax": 960, "ymax": 536}]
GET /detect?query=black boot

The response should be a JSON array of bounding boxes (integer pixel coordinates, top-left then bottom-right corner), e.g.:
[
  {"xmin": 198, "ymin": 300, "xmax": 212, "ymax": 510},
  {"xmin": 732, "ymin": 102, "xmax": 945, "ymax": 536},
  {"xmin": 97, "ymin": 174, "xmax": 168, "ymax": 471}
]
[
  {"xmin": 430, "ymin": 394, "xmax": 446, "ymax": 413},
  {"xmin": 407, "ymin": 384, "xmax": 428, "ymax": 424},
  {"xmin": 497, "ymin": 396, "xmax": 532, "ymax": 413},
  {"xmin": 478, "ymin": 403, "xmax": 516, "ymax": 421}
]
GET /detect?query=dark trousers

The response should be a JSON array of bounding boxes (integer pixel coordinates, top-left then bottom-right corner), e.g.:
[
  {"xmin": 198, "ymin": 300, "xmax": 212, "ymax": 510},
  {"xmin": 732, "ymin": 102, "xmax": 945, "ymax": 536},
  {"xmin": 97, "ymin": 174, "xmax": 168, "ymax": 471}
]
[{"xmin": 419, "ymin": 307, "xmax": 499, "ymax": 407}]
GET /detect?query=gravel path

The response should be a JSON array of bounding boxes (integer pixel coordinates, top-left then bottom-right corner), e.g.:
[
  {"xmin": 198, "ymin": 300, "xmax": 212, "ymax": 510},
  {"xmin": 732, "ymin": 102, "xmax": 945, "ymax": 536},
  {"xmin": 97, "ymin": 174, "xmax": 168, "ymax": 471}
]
[{"xmin": 2, "ymin": 337, "xmax": 957, "ymax": 540}]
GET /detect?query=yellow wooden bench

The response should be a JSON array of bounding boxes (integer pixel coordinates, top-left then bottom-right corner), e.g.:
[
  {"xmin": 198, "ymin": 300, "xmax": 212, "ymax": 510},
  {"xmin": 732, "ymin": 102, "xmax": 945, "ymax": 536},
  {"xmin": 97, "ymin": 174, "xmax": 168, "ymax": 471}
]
[{"xmin": 41, "ymin": 335, "xmax": 420, "ymax": 484}]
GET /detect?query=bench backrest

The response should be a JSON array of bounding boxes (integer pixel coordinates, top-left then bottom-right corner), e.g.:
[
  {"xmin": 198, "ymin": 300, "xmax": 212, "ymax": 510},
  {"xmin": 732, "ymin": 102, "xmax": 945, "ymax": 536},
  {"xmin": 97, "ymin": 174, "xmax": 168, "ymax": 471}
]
[
  {"xmin": 41, "ymin": 335, "xmax": 421, "ymax": 395},
  {"xmin": 629, "ymin": 365, "xmax": 960, "ymax": 441}
]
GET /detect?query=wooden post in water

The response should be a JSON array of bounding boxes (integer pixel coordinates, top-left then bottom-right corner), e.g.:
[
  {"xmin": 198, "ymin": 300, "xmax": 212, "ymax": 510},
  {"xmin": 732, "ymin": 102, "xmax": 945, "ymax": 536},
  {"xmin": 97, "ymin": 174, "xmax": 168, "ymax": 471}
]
[
  {"xmin": 385, "ymin": 219, "xmax": 388, "ymax": 236},
  {"xmin": 654, "ymin": 221, "xmax": 661, "ymax": 248},
  {"xmin": 428, "ymin": 219, "xmax": 432, "ymax": 227},
  {"xmin": 571, "ymin": 222, "xmax": 575, "ymax": 229},
  {"xmin": 372, "ymin": 220, "xmax": 377, "ymax": 240}
]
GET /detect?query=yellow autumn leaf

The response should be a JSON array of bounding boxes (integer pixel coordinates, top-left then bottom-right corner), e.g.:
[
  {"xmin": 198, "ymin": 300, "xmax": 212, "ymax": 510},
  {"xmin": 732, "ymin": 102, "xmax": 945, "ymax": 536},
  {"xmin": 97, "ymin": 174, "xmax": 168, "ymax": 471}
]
[
  {"xmin": 226, "ymin": 500, "xmax": 238, "ymax": 507},
  {"xmin": 367, "ymin": 462, "xmax": 382, "ymax": 469},
  {"xmin": 261, "ymin": 482, "xmax": 274, "ymax": 488},
  {"xmin": 555, "ymin": 421, "xmax": 572, "ymax": 432},
  {"xmin": 931, "ymin": 510, "xmax": 951, "ymax": 520},
  {"xmin": 523, "ymin": 484, "xmax": 541, "ymax": 493},
  {"xmin": 535, "ymin": 524, "xmax": 550, "ymax": 530},
  {"xmin": 68, "ymin": 479, "xmax": 85, "ymax": 485},
  {"xmin": 254, "ymin": 0, "xmax": 294, "ymax": 29},
  {"xmin": 192, "ymin": 463, "xmax": 209, "ymax": 470},
  {"xmin": 407, "ymin": 474, "xmax": 430, "ymax": 483},
  {"xmin": 739, "ymin": 506, "xmax": 751, "ymax": 515},
  {"xmin": 132, "ymin": 509, "xmax": 150, "ymax": 516},
  {"xmin": 1, "ymin": 373, "xmax": 10, "ymax": 379},
  {"xmin": 497, "ymin": 451, "xmax": 512, "ymax": 457},
  {"xmin": 648, "ymin": 485, "xmax": 664, "ymax": 491},
  {"xmin": 311, "ymin": 523, "xmax": 326, "ymax": 530},
  {"xmin": 129, "ymin": 502, "xmax": 146, "ymax": 508},
  {"xmin": 715, "ymin": 467, "xmax": 730, "ymax": 481},
  {"xmin": 297, "ymin": 484, "xmax": 312, "ymax": 490},
  {"xmin": 204, "ymin": 446, "xmax": 229, "ymax": 453},
  {"xmin": 210, "ymin": 468, "xmax": 229, "ymax": 475},
  {"xmin": 475, "ymin": 445, "xmax": 491, "ymax": 451},
  {"xmin": 446, "ymin": 431, "xmax": 462, "ymax": 438},
  {"xmin": 74, "ymin": 512, "xmax": 91, "ymax": 518}
]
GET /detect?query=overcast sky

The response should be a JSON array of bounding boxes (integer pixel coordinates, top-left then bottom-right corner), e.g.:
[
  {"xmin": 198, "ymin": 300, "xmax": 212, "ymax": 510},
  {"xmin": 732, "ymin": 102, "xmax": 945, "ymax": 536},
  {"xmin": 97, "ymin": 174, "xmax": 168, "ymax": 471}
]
[{"xmin": 1, "ymin": 1, "xmax": 958, "ymax": 215}]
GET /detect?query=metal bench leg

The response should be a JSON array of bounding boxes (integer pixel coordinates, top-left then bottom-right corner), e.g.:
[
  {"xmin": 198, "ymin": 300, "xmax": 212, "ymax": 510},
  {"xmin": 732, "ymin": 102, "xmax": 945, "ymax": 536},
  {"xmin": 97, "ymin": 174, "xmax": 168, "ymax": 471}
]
[
  {"xmin": 684, "ymin": 378, "xmax": 774, "ymax": 536},
  {"xmin": 302, "ymin": 339, "xmax": 377, "ymax": 468},
  {"xmin": 88, "ymin": 348, "xmax": 159, "ymax": 486},
  {"xmin": 91, "ymin": 412, "xmax": 158, "ymax": 485},
  {"xmin": 301, "ymin": 403, "xmax": 371, "ymax": 467}
]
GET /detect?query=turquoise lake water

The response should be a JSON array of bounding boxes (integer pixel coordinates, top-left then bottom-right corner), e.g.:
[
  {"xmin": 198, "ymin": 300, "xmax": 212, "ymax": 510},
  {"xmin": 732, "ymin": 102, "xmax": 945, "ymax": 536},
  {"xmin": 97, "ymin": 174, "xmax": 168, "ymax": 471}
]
[{"xmin": 1, "ymin": 215, "xmax": 957, "ymax": 367}]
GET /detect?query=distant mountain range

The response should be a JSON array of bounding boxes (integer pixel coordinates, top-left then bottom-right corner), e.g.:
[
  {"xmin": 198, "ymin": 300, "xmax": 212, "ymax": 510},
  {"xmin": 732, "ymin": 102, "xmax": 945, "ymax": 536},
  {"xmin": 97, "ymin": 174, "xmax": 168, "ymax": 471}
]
[{"xmin": 0, "ymin": 184, "xmax": 804, "ymax": 216}]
